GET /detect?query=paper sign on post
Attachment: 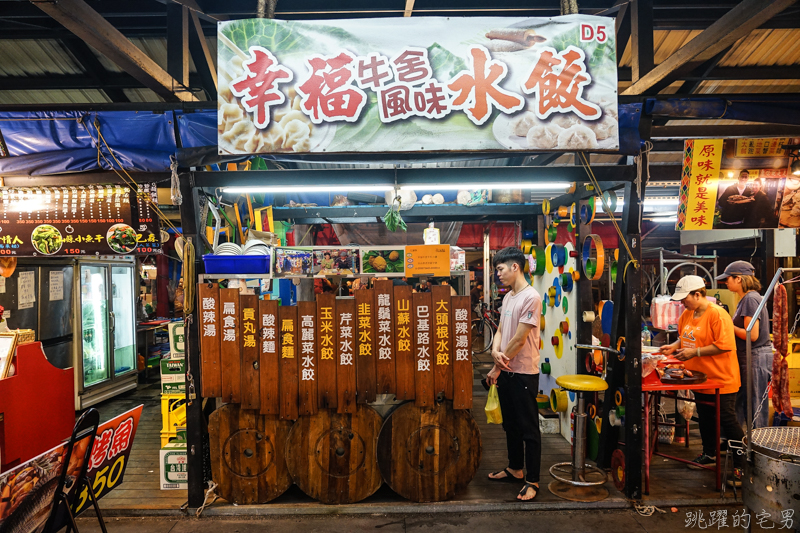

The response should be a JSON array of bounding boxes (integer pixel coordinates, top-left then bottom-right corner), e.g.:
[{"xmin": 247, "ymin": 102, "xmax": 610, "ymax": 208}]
[
  {"xmin": 404, "ymin": 245, "xmax": 450, "ymax": 278},
  {"xmin": 18, "ymin": 271, "xmax": 35, "ymax": 309},
  {"xmin": 49, "ymin": 271, "xmax": 64, "ymax": 302}
]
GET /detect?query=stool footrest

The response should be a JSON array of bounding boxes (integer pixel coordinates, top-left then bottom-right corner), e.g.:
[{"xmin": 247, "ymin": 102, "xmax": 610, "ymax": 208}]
[{"xmin": 549, "ymin": 462, "xmax": 608, "ymax": 487}]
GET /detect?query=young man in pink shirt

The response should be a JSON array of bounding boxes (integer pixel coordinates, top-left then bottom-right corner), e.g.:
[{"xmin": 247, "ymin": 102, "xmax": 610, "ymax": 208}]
[{"xmin": 486, "ymin": 247, "xmax": 543, "ymax": 501}]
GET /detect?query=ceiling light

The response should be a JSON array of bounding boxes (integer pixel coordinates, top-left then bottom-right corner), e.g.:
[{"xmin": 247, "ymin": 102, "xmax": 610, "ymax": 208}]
[
  {"xmin": 399, "ymin": 182, "xmax": 569, "ymax": 191},
  {"xmin": 652, "ymin": 216, "xmax": 677, "ymax": 223},
  {"xmin": 222, "ymin": 185, "xmax": 395, "ymax": 194}
]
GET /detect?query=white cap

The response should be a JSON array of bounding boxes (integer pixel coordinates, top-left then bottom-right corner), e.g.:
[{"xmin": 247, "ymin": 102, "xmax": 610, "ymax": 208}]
[{"xmin": 671, "ymin": 275, "xmax": 706, "ymax": 301}]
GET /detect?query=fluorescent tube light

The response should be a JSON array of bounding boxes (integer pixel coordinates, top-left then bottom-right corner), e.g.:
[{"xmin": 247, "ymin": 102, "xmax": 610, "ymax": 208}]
[
  {"xmin": 399, "ymin": 182, "xmax": 569, "ymax": 191},
  {"xmin": 222, "ymin": 185, "xmax": 395, "ymax": 194},
  {"xmin": 652, "ymin": 216, "xmax": 677, "ymax": 223}
]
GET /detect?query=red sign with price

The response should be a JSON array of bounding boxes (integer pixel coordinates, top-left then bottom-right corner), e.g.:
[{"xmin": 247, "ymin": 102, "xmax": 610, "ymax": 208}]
[{"xmin": 0, "ymin": 405, "xmax": 142, "ymax": 532}]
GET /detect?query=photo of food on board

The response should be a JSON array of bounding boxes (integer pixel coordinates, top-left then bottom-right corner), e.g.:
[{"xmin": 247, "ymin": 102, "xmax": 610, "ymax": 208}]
[
  {"xmin": 107, "ymin": 224, "xmax": 139, "ymax": 253},
  {"xmin": 313, "ymin": 249, "xmax": 357, "ymax": 275},
  {"xmin": 273, "ymin": 248, "xmax": 313, "ymax": 276},
  {"xmin": 361, "ymin": 248, "xmax": 405, "ymax": 275},
  {"xmin": 31, "ymin": 224, "xmax": 63, "ymax": 255}
]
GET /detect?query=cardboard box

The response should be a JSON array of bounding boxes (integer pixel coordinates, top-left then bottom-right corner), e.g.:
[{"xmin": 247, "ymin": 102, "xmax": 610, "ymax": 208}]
[
  {"xmin": 168, "ymin": 322, "xmax": 185, "ymax": 354},
  {"xmin": 789, "ymin": 368, "xmax": 800, "ymax": 398},
  {"xmin": 160, "ymin": 358, "xmax": 185, "ymax": 395},
  {"xmin": 159, "ymin": 441, "xmax": 187, "ymax": 490}
]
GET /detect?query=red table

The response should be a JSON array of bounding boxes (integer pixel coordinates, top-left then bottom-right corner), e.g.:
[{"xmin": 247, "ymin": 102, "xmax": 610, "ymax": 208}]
[{"xmin": 642, "ymin": 372, "xmax": 725, "ymax": 494}]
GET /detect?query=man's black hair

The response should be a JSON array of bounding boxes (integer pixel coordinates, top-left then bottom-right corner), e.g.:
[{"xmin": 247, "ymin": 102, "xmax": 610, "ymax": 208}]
[{"xmin": 493, "ymin": 246, "xmax": 526, "ymax": 271}]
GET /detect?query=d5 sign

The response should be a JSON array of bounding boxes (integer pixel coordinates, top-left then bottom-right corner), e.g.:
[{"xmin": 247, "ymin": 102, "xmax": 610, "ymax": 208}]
[{"xmin": 580, "ymin": 24, "xmax": 609, "ymax": 43}]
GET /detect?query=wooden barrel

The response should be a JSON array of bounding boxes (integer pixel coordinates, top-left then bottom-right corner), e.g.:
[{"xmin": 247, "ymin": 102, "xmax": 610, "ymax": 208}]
[
  {"xmin": 377, "ymin": 400, "xmax": 481, "ymax": 502},
  {"xmin": 286, "ymin": 404, "xmax": 383, "ymax": 504},
  {"xmin": 209, "ymin": 403, "xmax": 293, "ymax": 504}
]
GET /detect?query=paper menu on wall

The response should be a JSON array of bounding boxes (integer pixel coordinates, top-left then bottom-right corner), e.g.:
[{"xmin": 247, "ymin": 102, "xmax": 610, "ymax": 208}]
[
  {"xmin": 18, "ymin": 271, "xmax": 35, "ymax": 309},
  {"xmin": 49, "ymin": 271, "xmax": 64, "ymax": 302},
  {"xmin": 0, "ymin": 277, "xmax": 5, "ymax": 294}
]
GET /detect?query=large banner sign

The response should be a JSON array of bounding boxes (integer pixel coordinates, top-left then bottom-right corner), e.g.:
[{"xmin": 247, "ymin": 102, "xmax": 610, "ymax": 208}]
[
  {"xmin": 217, "ymin": 16, "xmax": 619, "ymax": 154},
  {"xmin": 677, "ymin": 139, "xmax": 800, "ymax": 230},
  {"xmin": 0, "ymin": 406, "xmax": 142, "ymax": 533}
]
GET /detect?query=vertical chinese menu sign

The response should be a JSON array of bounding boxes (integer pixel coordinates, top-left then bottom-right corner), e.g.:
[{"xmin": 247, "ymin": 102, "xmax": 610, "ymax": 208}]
[
  {"xmin": 336, "ymin": 298, "xmax": 357, "ymax": 414},
  {"xmin": 355, "ymin": 289, "xmax": 376, "ymax": 403},
  {"xmin": 198, "ymin": 283, "xmax": 221, "ymax": 398},
  {"xmin": 259, "ymin": 299, "xmax": 279, "ymax": 415},
  {"xmin": 298, "ymin": 301, "xmax": 318, "ymax": 415},
  {"xmin": 373, "ymin": 280, "xmax": 396, "ymax": 395},
  {"xmin": 676, "ymin": 139, "xmax": 724, "ymax": 230},
  {"xmin": 317, "ymin": 293, "xmax": 337, "ymax": 409},
  {"xmin": 452, "ymin": 296, "xmax": 473, "ymax": 409},
  {"xmin": 240, "ymin": 295, "xmax": 260, "ymax": 409},
  {"xmin": 394, "ymin": 285, "xmax": 415, "ymax": 401},
  {"xmin": 219, "ymin": 288, "xmax": 240, "ymax": 403},
  {"xmin": 413, "ymin": 291, "xmax": 434, "ymax": 407},
  {"xmin": 431, "ymin": 285, "xmax": 452, "ymax": 399},
  {"xmin": 279, "ymin": 305, "xmax": 299, "ymax": 420}
]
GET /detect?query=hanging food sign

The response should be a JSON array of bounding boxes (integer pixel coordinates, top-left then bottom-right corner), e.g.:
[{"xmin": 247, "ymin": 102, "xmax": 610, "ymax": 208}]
[
  {"xmin": 677, "ymin": 139, "xmax": 800, "ymax": 230},
  {"xmin": 217, "ymin": 16, "xmax": 618, "ymax": 154},
  {"xmin": 0, "ymin": 185, "xmax": 161, "ymax": 257}
]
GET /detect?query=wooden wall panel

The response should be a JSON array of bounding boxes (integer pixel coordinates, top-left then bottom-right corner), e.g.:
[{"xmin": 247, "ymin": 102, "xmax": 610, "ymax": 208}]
[
  {"xmin": 452, "ymin": 296, "xmax": 473, "ymax": 410},
  {"xmin": 298, "ymin": 301, "xmax": 319, "ymax": 415},
  {"xmin": 393, "ymin": 285, "xmax": 415, "ymax": 401},
  {"xmin": 336, "ymin": 298, "xmax": 357, "ymax": 414},
  {"xmin": 373, "ymin": 280, "xmax": 396, "ymax": 395},
  {"xmin": 413, "ymin": 292, "xmax": 434, "ymax": 407},
  {"xmin": 355, "ymin": 289, "xmax": 376, "ymax": 403},
  {"xmin": 240, "ymin": 294, "xmax": 260, "ymax": 410},
  {"xmin": 259, "ymin": 299, "xmax": 280, "ymax": 415},
  {"xmin": 279, "ymin": 306, "xmax": 299, "ymax": 420},
  {"xmin": 316, "ymin": 293, "xmax": 337, "ymax": 410},
  {"xmin": 431, "ymin": 285, "xmax": 453, "ymax": 400},
  {"xmin": 197, "ymin": 283, "xmax": 221, "ymax": 398},
  {"xmin": 219, "ymin": 288, "xmax": 241, "ymax": 404}
]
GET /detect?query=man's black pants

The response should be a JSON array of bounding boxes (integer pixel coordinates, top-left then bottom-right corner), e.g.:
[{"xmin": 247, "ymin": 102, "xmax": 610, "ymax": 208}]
[{"xmin": 496, "ymin": 371, "xmax": 541, "ymax": 483}]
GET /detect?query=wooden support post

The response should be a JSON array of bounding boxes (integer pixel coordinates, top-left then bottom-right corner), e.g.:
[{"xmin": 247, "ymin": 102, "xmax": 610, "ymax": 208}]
[
  {"xmin": 178, "ymin": 175, "xmax": 204, "ymax": 508},
  {"xmin": 166, "ymin": 3, "xmax": 189, "ymax": 87},
  {"xmin": 630, "ymin": 0, "xmax": 654, "ymax": 84}
]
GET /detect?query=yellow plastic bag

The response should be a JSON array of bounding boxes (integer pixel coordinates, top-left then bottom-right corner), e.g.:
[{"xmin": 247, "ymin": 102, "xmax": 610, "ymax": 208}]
[{"xmin": 485, "ymin": 384, "xmax": 503, "ymax": 424}]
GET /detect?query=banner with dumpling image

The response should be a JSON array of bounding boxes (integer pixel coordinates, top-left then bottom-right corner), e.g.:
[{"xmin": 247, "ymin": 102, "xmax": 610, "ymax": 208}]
[{"xmin": 218, "ymin": 15, "xmax": 618, "ymax": 154}]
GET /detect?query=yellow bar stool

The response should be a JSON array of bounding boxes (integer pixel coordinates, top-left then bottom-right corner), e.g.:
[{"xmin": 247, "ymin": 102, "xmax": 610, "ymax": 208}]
[{"xmin": 549, "ymin": 374, "xmax": 610, "ymax": 502}]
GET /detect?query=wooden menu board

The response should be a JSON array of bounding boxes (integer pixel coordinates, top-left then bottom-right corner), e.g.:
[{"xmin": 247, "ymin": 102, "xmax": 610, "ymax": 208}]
[
  {"xmin": 279, "ymin": 306, "xmax": 299, "ymax": 420},
  {"xmin": 298, "ymin": 301, "xmax": 319, "ymax": 416},
  {"xmin": 452, "ymin": 296, "xmax": 473, "ymax": 409},
  {"xmin": 413, "ymin": 292, "xmax": 434, "ymax": 407},
  {"xmin": 198, "ymin": 283, "xmax": 221, "ymax": 398},
  {"xmin": 240, "ymin": 294, "xmax": 260, "ymax": 410},
  {"xmin": 259, "ymin": 299, "xmax": 280, "ymax": 415},
  {"xmin": 355, "ymin": 289, "xmax": 376, "ymax": 403},
  {"xmin": 336, "ymin": 298, "xmax": 357, "ymax": 414},
  {"xmin": 316, "ymin": 293, "xmax": 337, "ymax": 409},
  {"xmin": 373, "ymin": 280, "xmax": 396, "ymax": 395},
  {"xmin": 393, "ymin": 285, "xmax": 415, "ymax": 401},
  {"xmin": 431, "ymin": 285, "xmax": 453, "ymax": 400},
  {"xmin": 219, "ymin": 288, "xmax": 241, "ymax": 404}
]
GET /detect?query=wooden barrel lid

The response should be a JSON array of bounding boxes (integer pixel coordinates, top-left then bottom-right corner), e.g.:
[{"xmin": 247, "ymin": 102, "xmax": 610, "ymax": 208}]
[
  {"xmin": 286, "ymin": 404, "xmax": 383, "ymax": 504},
  {"xmin": 377, "ymin": 400, "xmax": 481, "ymax": 502},
  {"xmin": 209, "ymin": 404, "xmax": 293, "ymax": 504}
]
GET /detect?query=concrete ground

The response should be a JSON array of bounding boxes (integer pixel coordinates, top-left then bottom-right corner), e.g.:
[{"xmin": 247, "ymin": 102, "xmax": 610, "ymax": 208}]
[{"xmin": 72, "ymin": 506, "xmax": 794, "ymax": 533}]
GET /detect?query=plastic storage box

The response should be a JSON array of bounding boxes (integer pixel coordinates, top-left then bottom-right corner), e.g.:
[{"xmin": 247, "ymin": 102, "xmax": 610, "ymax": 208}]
[{"xmin": 202, "ymin": 254, "xmax": 270, "ymax": 274}]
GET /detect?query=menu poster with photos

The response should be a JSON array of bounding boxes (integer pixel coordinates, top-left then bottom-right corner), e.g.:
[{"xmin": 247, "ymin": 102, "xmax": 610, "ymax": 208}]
[{"xmin": 0, "ymin": 185, "xmax": 160, "ymax": 257}]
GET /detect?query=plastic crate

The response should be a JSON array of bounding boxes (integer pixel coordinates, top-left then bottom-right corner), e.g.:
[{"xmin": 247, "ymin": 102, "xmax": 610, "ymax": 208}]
[
  {"xmin": 202, "ymin": 254, "xmax": 270, "ymax": 274},
  {"xmin": 161, "ymin": 393, "xmax": 187, "ymax": 434},
  {"xmin": 161, "ymin": 428, "xmax": 187, "ymax": 447}
]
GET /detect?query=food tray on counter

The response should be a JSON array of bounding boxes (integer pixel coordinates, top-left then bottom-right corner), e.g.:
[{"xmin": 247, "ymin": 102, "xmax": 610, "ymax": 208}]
[
  {"xmin": 659, "ymin": 369, "xmax": 707, "ymax": 385},
  {"xmin": 202, "ymin": 254, "xmax": 271, "ymax": 274}
]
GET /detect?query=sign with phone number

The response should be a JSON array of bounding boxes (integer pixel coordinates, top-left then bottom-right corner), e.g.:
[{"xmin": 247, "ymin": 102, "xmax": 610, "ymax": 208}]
[{"xmin": 0, "ymin": 184, "xmax": 161, "ymax": 257}]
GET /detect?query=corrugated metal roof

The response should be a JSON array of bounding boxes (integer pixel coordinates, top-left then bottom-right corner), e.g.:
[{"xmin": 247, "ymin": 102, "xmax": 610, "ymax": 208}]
[{"xmin": 0, "ymin": 39, "xmax": 83, "ymax": 77}]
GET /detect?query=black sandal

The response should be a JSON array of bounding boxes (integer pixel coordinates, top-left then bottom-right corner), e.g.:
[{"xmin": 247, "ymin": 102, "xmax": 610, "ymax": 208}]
[
  {"xmin": 517, "ymin": 482, "xmax": 539, "ymax": 501},
  {"xmin": 488, "ymin": 468, "xmax": 523, "ymax": 483}
]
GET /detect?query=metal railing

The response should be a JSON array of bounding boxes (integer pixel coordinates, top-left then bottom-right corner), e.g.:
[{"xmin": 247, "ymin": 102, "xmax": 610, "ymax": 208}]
[{"xmin": 744, "ymin": 267, "xmax": 800, "ymax": 459}]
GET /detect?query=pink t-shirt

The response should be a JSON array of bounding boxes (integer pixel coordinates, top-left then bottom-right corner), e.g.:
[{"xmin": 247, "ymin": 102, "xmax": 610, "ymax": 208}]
[{"xmin": 499, "ymin": 285, "xmax": 542, "ymax": 374}]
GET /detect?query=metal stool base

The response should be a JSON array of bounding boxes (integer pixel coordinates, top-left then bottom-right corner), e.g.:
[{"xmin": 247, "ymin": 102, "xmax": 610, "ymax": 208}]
[
  {"xmin": 548, "ymin": 480, "xmax": 610, "ymax": 502},
  {"xmin": 549, "ymin": 462, "xmax": 608, "ymax": 487}
]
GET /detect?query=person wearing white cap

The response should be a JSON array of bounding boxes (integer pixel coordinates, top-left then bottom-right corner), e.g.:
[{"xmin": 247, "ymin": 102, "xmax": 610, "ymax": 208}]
[
  {"xmin": 715, "ymin": 261, "xmax": 771, "ymax": 430},
  {"xmin": 660, "ymin": 275, "xmax": 743, "ymax": 482}
]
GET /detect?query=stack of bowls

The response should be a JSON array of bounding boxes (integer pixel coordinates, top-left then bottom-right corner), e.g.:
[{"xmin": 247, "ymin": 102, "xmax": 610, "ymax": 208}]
[
  {"xmin": 243, "ymin": 240, "xmax": 270, "ymax": 256},
  {"xmin": 214, "ymin": 242, "xmax": 242, "ymax": 255}
]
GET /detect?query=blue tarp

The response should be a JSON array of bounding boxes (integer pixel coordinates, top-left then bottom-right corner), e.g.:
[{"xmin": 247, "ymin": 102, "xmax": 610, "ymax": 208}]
[{"xmin": 0, "ymin": 105, "xmax": 648, "ymax": 176}]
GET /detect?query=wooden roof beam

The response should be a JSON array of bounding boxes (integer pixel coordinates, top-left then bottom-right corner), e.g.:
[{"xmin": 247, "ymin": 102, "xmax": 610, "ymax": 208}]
[
  {"xmin": 404, "ymin": 0, "xmax": 415, "ymax": 17},
  {"xmin": 622, "ymin": 0, "xmax": 798, "ymax": 95},
  {"xmin": 30, "ymin": 0, "xmax": 199, "ymax": 102}
]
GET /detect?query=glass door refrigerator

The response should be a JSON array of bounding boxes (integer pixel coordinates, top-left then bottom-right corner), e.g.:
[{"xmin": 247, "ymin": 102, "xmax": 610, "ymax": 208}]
[{"xmin": 75, "ymin": 257, "xmax": 138, "ymax": 409}]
